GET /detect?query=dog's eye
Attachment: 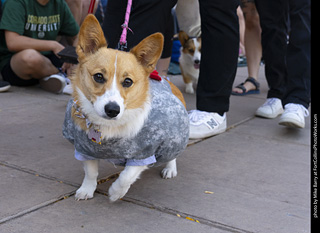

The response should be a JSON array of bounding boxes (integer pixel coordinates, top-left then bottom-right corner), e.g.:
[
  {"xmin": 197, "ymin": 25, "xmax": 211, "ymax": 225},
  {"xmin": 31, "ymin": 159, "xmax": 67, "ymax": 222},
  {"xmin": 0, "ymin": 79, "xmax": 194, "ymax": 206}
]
[
  {"xmin": 189, "ymin": 49, "xmax": 195, "ymax": 53},
  {"xmin": 93, "ymin": 73, "xmax": 105, "ymax": 84},
  {"xmin": 122, "ymin": 78, "xmax": 133, "ymax": 88}
]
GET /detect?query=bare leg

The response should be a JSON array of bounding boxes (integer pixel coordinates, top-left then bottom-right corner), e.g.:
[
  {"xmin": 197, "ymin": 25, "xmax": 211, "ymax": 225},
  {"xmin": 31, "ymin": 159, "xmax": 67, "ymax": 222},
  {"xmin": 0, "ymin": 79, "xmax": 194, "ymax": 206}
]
[
  {"xmin": 10, "ymin": 49, "xmax": 59, "ymax": 80},
  {"xmin": 237, "ymin": 6, "xmax": 246, "ymax": 56},
  {"xmin": 243, "ymin": 2, "xmax": 261, "ymax": 80},
  {"xmin": 156, "ymin": 57, "xmax": 171, "ymax": 77},
  {"xmin": 80, "ymin": 0, "xmax": 99, "ymax": 25},
  {"xmin": 108, "ymin": 165, "xmax": 148, "ymax": 202},
  {"xmin": 233, "ymin": 2, "xmax": 262, "ymax": 94},
  {"xmin": 75, "ymin": 160, "xmax": 99, "ymax": 200},
  {"xmin": 65, "ymin": 0, "xmax": 99, "ymax": 26},
  {"xmin": 65, "ymin": 0, "xmax": 82, "ymax": 25}
]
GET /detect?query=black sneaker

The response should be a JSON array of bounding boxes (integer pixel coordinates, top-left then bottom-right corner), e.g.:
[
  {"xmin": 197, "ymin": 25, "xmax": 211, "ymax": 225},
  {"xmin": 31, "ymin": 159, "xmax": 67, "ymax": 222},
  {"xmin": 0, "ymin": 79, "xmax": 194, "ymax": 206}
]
[{"xmin": 0, "ymin": 81, "xmax": 11, "ymax": 92}]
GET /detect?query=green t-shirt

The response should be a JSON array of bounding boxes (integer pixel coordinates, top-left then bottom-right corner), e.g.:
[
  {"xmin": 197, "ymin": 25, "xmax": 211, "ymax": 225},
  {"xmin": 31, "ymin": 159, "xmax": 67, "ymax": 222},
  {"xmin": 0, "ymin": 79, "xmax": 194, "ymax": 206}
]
[{"xmin": 0, "ymin": 0, "xmax": 79, "ymax": 71}]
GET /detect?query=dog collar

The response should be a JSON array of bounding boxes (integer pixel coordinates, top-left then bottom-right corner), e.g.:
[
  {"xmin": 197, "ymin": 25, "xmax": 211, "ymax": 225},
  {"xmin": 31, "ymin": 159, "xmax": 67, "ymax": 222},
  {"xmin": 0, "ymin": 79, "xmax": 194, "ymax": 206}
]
[{"xmin": 72, "ymin": 99, "xmax": 102, "ymax": 144}]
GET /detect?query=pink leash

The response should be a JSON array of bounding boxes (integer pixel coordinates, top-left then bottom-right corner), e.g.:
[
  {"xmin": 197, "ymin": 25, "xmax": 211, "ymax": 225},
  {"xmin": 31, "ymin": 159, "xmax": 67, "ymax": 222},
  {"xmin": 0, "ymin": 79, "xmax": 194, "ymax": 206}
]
[
  {"xmin": 118, "ymin": 0, "xmax": 133, "ymax": 50},
  {"xmin": 88, "ymin": 0, "xmax": 133, "ymax": 51}
]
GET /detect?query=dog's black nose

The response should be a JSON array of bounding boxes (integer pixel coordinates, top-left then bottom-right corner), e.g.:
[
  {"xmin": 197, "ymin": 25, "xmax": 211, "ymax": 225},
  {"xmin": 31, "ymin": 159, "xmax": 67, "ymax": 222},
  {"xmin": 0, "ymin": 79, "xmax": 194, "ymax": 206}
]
[
  {"xmin": 104, "ymin": 102, "xmax": 120, "ymax": 118},
  {"xmin": 194, "ymin": 59, "xmax": 200, "ymax": 64}
]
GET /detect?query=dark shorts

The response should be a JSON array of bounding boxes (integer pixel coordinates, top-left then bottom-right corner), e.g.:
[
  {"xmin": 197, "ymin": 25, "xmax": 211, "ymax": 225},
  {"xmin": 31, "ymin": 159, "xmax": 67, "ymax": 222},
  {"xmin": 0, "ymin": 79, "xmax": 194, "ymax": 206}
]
[
  {"xmin": 102, "ymin": 0, "xmax": 177, "ymax": 58},
  {"xmin": 1, "ymin": 53, "xmax": 63, "ymax": 86}
]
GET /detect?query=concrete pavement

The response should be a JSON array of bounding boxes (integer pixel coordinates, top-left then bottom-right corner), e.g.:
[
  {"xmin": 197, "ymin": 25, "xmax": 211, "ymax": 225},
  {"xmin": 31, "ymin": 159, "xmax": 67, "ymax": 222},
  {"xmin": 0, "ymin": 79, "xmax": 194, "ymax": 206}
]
[{"xmin": 0, "ymin": 67, "xmax": 311, "ymax": 232}]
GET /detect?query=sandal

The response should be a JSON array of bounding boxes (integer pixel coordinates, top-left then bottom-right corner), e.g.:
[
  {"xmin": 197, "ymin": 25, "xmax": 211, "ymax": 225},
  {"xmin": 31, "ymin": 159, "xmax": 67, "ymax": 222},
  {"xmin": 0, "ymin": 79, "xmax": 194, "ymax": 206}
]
[{"xmin": 231, "ymin": 77, "xmax": 260, "ymax": 96}]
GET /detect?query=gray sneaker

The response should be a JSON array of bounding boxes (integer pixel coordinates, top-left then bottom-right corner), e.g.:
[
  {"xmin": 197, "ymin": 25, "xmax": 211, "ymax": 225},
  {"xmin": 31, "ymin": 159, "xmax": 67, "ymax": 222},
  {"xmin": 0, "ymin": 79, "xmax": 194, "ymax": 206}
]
[{"xmin": 189, "ymin": 110, "xmax": 226, "ymax": 139}]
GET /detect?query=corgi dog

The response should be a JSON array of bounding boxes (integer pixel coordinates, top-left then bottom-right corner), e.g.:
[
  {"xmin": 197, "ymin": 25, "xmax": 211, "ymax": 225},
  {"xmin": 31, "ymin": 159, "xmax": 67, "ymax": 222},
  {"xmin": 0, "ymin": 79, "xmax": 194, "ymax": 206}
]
[
  {"xmin": 63, "ymin": 15, "xmax": 189, "ymax": 202},
  {"xmin": 178, "ymin": 31, "xmax": 201, "ymax": 94}
]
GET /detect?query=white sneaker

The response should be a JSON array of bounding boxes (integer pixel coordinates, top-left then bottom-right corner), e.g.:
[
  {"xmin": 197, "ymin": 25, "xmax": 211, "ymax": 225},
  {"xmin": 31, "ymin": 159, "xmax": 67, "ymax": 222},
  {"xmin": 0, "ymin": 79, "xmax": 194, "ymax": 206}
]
[
  {"xmin": 279, "ymin": 103, "xmax": 309, "ymax": 128},
  {"xmin": 62, "ymin": 77, "xmax": 73, "ymax": 95},
  {"xmin": 40, "ymin": 73, "xmax": 66, "ymax": 94},
  {"xmin": 189, "ymin": 110, "xmax": 227, "ymax": 139},
  {"xmin": 255, "ymin": 98, "xmax": 284, "ymax": 118},
  {"xmin": 62, "ymin": 84, "xmax": 73, "ymax": 95}
]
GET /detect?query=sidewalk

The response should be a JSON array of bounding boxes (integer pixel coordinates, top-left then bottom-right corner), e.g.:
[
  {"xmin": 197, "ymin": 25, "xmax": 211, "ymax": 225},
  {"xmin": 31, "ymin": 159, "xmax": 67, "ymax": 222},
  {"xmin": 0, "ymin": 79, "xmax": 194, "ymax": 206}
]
[{"xmin": 0, "ymin": 67, "xmax": 310, "ymax": 233}]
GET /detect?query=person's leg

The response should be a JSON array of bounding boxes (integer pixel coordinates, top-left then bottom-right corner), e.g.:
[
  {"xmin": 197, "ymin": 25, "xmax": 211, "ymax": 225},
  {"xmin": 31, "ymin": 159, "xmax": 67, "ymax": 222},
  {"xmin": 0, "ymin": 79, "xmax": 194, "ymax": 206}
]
[
  {"xmin": 103, "ymin": 0, "xmax": 176, "ymax": 51},
  {"xmin": 254, "ymin": 0, "xmax": 288, "ymax": 119},
  {"xmin": 65, "ymin": 0, "xmax": 99, "ymax": 26},
  {"xmin": 10, "ymin": 49, "xmax": 59, "ymax": 80},
  {"xmin": 9, "ymin": 49, "xmax": 66, "ymax": 93},
  {"xmin": 65, "ymin": 0, "xmax": 82, "ymax": 25},
  {"xmin": 244, "ymin": 4, "xmax": 261, "ymax": 80},
  {"xmin": 156, "ymin": 6, "xmax": 175, "ymax": 77},
  {"xmin": 102, "ymin": 0, "xmax": 126, "ymax": 49},
  {"xmin": 156, "ymin": 57, "xmax": 171, "ymax": 77},
  {"xmin": 80, "ymin": 0, "xmax": 99, "ymax": 24},
  {"xmin": 196, "ymin": 0, "xmax": 239, "ymax": 114},
  {"xmin": 103, "ymin": 0, "xmax": 176, "ymax": 77},
  {"xmin": 175, "ymin": 0, "xmax": 201, "ymax": 37},
  {"xmin": 255, "ymin": 0, "xmax": 288, "ymax": 100},
  {"xmin": 278, "ymin": 0, "xmax": 311, "ymax": 128},
  {"xmin": 1, "ymin": 60, "xmax": 39, "ymax": 87},
  {"xmin": 189, "ymin": 0, "xmax": 239, "ymax": 139},
  {"xmin": 282, "ymin": 0, "xmax": 311, "ymax": 109},
  {"xmin": 237, "ymin": 6, "xmax": 246, "ymax": 57},
  {"xmin": 233, "ymin": 0, "xmax": 262, "ymax": 94}
]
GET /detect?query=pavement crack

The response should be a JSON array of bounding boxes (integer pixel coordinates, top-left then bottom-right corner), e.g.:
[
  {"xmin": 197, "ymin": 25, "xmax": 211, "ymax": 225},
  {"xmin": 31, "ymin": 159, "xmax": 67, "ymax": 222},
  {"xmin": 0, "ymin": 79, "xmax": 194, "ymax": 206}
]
[
  {"xmin": 187, "ymin": 116, "xmax": 256, "ymax": 147},
  {"xmin": 0, "ymin": 191, "xmax": 76, "ymax": 225},
  {"xmin": 93, "ymin": 190, "xmax": 255, "ymax": 233},
  {"xmin": 123, "ymin": 197, "xmax": 254, "ymax": 233},
  {"xmin": 0, "ymin": 161, "xmax": 79, "ymax": 188}
]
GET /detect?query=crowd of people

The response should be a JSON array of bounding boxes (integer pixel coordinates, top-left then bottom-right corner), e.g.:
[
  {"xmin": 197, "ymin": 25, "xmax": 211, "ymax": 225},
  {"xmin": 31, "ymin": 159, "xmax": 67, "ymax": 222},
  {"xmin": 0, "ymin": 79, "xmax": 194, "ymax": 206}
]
[{"xmin": 0, "ymin": 0, "xmax": 311, "ymax": 134}]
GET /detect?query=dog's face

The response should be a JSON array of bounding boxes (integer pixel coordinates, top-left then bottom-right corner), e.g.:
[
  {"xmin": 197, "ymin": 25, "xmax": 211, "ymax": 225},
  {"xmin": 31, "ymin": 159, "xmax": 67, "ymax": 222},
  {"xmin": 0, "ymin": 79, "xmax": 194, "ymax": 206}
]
[
  {"xmin": 72, "ymin": 15, "xmax": 163, "ymax": 124},
  {"xmin": 178, "ymin": 31, "xmax": 201, "ymax": 69}
]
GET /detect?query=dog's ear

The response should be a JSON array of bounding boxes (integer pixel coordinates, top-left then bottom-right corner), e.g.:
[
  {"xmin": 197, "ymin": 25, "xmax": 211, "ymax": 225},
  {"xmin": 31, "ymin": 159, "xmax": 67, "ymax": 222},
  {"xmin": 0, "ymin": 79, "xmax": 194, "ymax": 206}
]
[
  {"xmin": 130, "ymin": 33, "xmax": 164, "ymax": 74},
  {"xmin": 76, "ymin": 14, "xmax": 107, "ymax": 60},
  {"xmin": 178, "ymin": 31, "xmax": 189, "ymax": 47}
]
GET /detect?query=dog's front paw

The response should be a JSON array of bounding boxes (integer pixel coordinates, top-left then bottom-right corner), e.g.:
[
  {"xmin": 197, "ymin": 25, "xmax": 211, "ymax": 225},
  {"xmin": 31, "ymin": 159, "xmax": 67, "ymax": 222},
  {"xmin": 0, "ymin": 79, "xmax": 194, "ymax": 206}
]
[
  {"xmin": 161, "ymin": 167, "xmax": 177, "ymax": 179},
  {"xmin": 75, "ymin": 184, "xmax": 96, "ymax": 201},
  {"xmin": 185, "ymin": 83, "xmax": 194, "ymax": 94},
  {"xmin": 108, "ymin": 182, "xmax": 130, "ymax": 202}
]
